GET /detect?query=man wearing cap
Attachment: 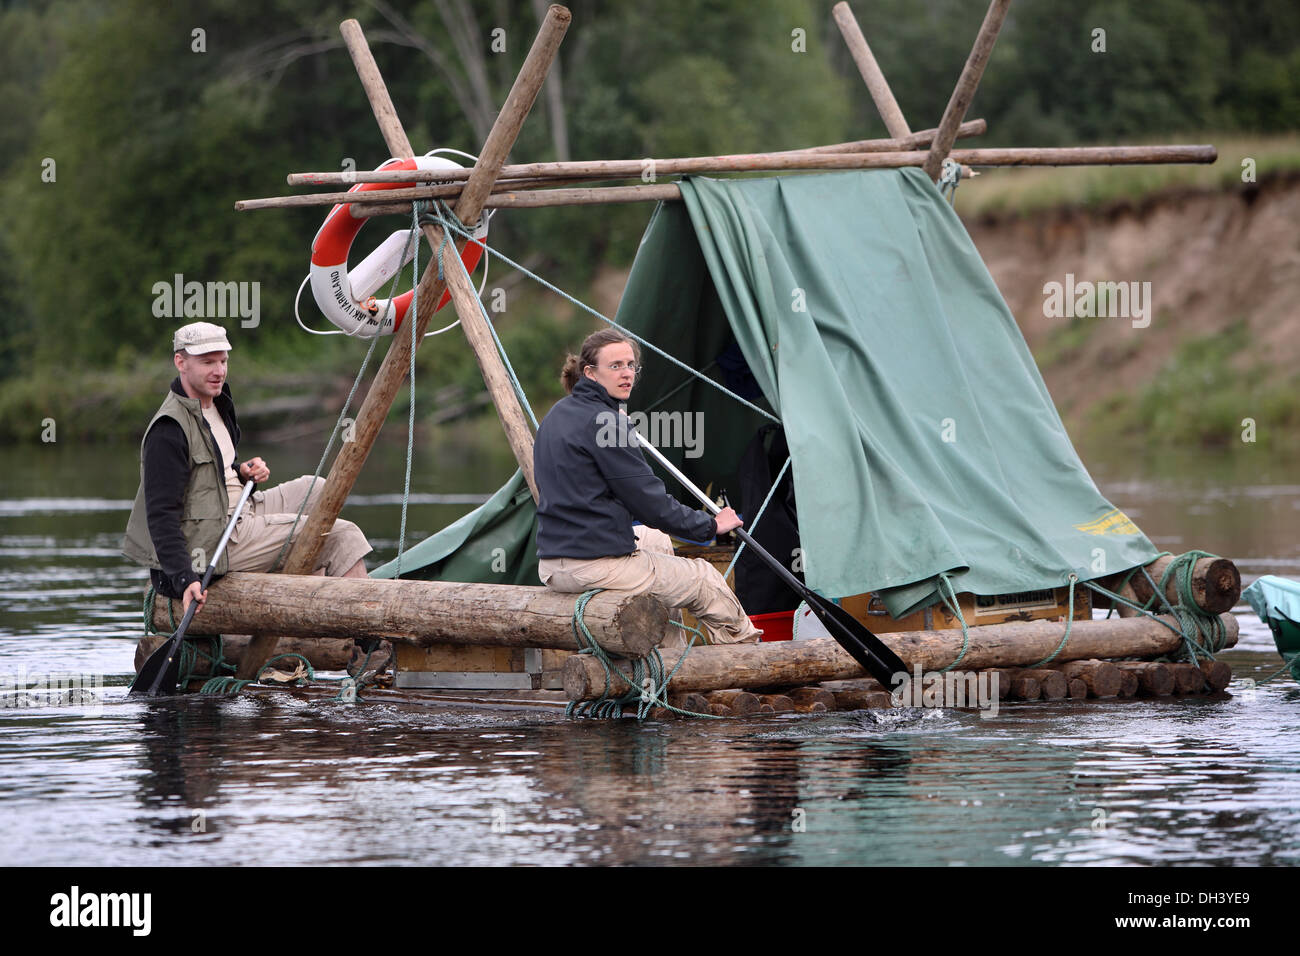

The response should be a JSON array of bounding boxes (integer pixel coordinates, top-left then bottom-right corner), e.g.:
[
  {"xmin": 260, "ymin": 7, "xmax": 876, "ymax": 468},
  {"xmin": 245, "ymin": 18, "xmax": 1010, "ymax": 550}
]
[{"xmin": 123, "ymin": 323, "xmax": 372, "ymax": 616}]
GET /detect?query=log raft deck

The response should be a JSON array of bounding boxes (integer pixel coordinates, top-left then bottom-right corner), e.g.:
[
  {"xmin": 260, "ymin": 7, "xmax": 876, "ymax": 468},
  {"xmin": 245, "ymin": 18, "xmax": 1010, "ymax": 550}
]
[{"xmin": 148, "ymin": 3, "xmax": 1232, "ymax": 715}]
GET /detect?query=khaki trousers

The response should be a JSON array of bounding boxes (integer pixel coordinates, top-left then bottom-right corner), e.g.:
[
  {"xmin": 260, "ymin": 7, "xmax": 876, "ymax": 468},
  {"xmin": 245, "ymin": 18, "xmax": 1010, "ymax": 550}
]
[
  {"xmin": 538, "ymin": 526, "xmax": 761, "ymax": 645},
  {"xmin": 226, "ymin": 475, "xmax": 372, "ymax": 576}
]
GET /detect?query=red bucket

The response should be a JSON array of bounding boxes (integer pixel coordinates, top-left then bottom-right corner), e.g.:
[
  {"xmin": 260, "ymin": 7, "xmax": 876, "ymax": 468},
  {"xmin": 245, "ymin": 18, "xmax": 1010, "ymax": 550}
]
[{"xmin": 750, "ymin": 610, "xmax": 794, "ymax": 642}]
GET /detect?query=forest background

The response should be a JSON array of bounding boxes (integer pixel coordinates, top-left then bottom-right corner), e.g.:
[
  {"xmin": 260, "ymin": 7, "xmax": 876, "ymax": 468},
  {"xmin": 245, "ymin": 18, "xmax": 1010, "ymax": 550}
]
[{"xmin": 2, "ymin": 0, "xmax": 1298, "ymax": 451}]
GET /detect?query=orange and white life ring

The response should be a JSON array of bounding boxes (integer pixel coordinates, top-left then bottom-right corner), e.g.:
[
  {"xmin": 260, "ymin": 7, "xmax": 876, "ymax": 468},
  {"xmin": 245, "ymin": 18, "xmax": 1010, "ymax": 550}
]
[{"xmin": 309, "ymin": 155, "xmax": 488, "ymax": 336}]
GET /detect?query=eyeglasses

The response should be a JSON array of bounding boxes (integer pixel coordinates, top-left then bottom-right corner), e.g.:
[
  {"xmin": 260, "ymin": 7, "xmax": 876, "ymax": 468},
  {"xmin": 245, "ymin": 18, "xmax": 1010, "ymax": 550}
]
[{"xmin": 587, "ymin": 362, "xmax": 643, "ymax": 378}]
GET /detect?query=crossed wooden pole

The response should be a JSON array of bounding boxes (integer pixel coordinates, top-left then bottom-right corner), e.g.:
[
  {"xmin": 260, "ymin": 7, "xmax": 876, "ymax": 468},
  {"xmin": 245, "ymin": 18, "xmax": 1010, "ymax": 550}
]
[
  {"xmin": 237, "ymin": 5, "xmax": 570, "ymax": 679},
  {"xmin": 235, "ymin": 0, "xmax": 1039, "ymax": 679}
]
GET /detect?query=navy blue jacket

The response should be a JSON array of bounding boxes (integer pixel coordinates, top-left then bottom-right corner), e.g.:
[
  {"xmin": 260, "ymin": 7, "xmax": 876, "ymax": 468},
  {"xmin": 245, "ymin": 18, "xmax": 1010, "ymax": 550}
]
[{"xmin": 533, "ymin": 377, "xmax": 716, "ymax": 559}]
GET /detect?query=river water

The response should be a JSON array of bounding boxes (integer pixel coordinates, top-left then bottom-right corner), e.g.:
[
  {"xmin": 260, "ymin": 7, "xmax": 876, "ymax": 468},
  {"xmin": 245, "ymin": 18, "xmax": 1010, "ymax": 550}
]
[{"xmin": 1, "ymin": 438, "xmax": 1297, "ymax": 866}]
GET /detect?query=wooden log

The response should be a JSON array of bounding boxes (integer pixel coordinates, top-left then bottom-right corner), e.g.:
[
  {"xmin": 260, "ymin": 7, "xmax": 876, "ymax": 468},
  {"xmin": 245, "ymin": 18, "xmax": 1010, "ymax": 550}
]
[
  {"xmin": 1067, "ymin": 678, "xmax": 1088, "ymax": 699},
  {"xmin": 796, "ymin": 700, "xmax": 829, "ymax": 714},
  {"xmin": 1127, "ymin": 555, "xmax": 1241, "ymax": 615},
  {"xmin": 1169, "ymin": 662, "xmax": 1208, "ymax": 694},
  {"xmin": 668, "ymin": 692, "xmax": 712, "ymax": 714},
  {"xmin": 707, "ymin": 703, "xmax": 733, "ymax": 717},
  {"xmin": 757, "ymin": 694, "xmax": 796, "ymax": 713},
  {"xmin": 155, "ymin": 572, "xmax": 666, "ymax": 657},
  {"xmin": 1007, "ymin": 674, "xmax": 1042, "ymax": 701},
  {"xmin": 441, "ymin": 218, "xmax": 539, "ymax": 499},
  {"xmin": 705, "ymin": 690, "xmax": 761, "ymax": 715},
  {"xmin": 285, "ymin": 121, "xmax": 987, "ymax": 189},
  {"xmin": 563, "ymin": 613, "xmax": 1238, "ymax": 699},
  {"xmin": 819, "ymin": 679, "xmax": 895, "ymax": 710},
  {"xmin": 1005, "ymin": 668, "xmax": 1068, "ymax": 700},
  {"xmin": 1058, "ymin": 660, "xmax": 1123, "ymax": 698},
  {"xmin": 1201, "ymin": 659, "xmax": 1232, "ymax": 692},
  {"xmin": 134, "ymin": 632, "xmax": 355, "ymax": 675},
  {"xmin": 1116, "ymin": 661, "xmax": 1175, "ymax": 697},
  {"xmin": 786, "ymin": 687, "xmax": 837, "ymax": 711},
  {"xmin": 1118, "ymin": 669, "xmax": 1139, "ymax": 698},
  {"xmin": 832, "ymin": 1, "xmax": 912, "ymax": 139},
  {"xmin": 238, "ymin": 6, "xmax": 570, "ymax": 680},
  {"xmin": 924, "ymin": 0, "xmax": 1012, "ymax": 180}
]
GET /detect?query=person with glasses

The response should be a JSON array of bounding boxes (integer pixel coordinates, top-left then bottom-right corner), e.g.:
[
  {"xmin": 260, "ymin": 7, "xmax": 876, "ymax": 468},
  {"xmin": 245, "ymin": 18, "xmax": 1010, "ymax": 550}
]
[{"xmin": 533, "ymin": 328, "xmax": 762, "ymax": 645}]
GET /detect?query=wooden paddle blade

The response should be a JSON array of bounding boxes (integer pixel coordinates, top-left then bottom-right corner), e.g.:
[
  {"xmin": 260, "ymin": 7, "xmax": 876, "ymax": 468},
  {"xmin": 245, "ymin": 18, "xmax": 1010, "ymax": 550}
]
[{"xmin": 803, "ymin": 591, "xmax": 907, "ymax": 685}]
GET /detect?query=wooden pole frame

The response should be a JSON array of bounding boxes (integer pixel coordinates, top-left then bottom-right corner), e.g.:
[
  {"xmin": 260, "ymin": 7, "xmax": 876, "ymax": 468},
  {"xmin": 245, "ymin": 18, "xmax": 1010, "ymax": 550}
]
[
  {"xmin": 832, "ymin": 2, "xmax": 912, "ymax": 140},
  {"xmin": 236, "ymin": 6, "xmax": 570, "ymax": 680},
  {"xmin": 923, "ymin": 0, "xmax": 1013, "ymax": 181}
]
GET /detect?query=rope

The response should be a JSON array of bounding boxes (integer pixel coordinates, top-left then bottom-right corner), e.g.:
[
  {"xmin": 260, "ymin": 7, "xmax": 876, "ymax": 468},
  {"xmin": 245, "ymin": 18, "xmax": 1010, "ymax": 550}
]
[
  {"xmin": 1027, "ymin": 574, "xmax": 1078, "ymax": 668},
  {"xmin": 935, "ymin": 572, "xmax": 971, "ymax": 672},
  {"xmin": 725, "ymin": 455, "xmax": 792, "ymax": 578},
  {"xmin": 938, "ymin": 159, "xmax": 962, "ymax": 205},
  {"xmin": 394, "ymin": 202, "xmax": 422, "ymax": 577},
  {"xmin": 425, "ymin": 210, "xmax": 781, "ymax": 426},
  {"xmin": 563, "ymin": 589, "xmax": 717, "ymax": 719}
]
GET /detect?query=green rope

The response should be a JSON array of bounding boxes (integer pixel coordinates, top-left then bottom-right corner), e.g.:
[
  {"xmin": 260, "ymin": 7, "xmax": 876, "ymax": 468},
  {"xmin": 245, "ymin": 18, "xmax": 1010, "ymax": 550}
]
[
  {"xmin": 425, "ymin": 209, "xmax": 780, "ymax": 426},
  {"xmin": 394, "ymin": 203, "xmax": 422, "ymax": 577},
  {"xmin": 563, "ymin": 589, "xmax": 717, "ymax": 719},
  {"xmin": 935, "ymin": 572, "xmax": 971, "ymax": 672},
  {"xmin": 725, "ymin": 455, "xmax": 792, "ymax": 579},
  {"xmin": 938, "ymin": 158, "xmax": 962, "ymax": 205},
  {"xmin": 1027, "ymin": 574, "xmax": 1078, "ymax": 668}
]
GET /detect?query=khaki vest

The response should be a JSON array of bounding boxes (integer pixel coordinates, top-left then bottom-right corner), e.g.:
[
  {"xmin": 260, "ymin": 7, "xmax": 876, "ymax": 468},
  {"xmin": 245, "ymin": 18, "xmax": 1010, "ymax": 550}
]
[{"xmin": 122, "ymin": 390, "xmax": 231, "ymax": 575}]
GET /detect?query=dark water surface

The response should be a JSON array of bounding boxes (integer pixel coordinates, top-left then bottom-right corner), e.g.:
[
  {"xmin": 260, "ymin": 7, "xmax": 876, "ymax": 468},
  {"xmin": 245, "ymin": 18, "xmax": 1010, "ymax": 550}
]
[{"xmin": 1, "ymin": 440, "xmax": 1298, "ymax": 866}]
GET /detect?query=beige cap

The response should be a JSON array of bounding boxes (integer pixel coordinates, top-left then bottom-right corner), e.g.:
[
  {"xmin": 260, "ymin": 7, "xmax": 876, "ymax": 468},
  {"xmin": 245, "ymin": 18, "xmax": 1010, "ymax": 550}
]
[{"xmin": 173, "ymin": 322, "xmax": 232, "ymax": 354}]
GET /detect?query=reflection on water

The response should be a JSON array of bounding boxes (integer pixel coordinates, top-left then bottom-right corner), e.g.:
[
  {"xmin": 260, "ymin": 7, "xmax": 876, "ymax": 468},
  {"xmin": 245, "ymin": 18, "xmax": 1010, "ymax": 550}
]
[{"xmin": 0, "ymin": 440, "xmax": 1298, "ymax": 865}]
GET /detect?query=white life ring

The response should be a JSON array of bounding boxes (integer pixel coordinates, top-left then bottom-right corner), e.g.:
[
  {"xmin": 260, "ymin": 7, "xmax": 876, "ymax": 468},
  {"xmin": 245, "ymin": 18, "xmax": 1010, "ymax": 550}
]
[{"xmin": 309, "ymin": 155, "xmax": 488, "ymax": 336}]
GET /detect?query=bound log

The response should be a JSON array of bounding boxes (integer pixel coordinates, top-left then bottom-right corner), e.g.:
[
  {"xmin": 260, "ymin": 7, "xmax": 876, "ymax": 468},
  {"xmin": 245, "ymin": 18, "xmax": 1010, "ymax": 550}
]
[
  {"xmin": 1169, "ymin": 662, "xmax": 1208, "ymax": 694},
  {"xmin": 1005, "ymin": 673, "xmax": 1042, "ymax": 701},
  {"xmin": 1200, "ymin": 660, "xmax": 1232, "ymax": 692},
  {"xmin": 787, "ymin": 687, "xmax": 837, "ymax": 711},
  {"xmin": 1116, "ymin": 661, "xmax": 1175, "ymax": 697},
  {"xmin": 1127, "ymin": 555, "xmax": 1241, "ymax": 615},
  {"xmin": 1005, "ymin": 668, "xmax": 1068, "ymax": 700},
  {"xmin": 1058, "ymin": 660, "xmax": 1122, "ymax": 698},
  {"xmin": 562, "ymin": 613, "xmax": 1239, "ymax": 699},
  {"xmin": 757, "ymin": 694, "xmax": 796, "ymax": 713},
  {"xmin": 705, "ymin": 690, "xmax": 761, "ymax": 715},
  {"xmin": 1067, "ymin": 678, "xmax": 1088, "ymax": 699},
  {"xmin": 1118, "ymin": 669, "xmax": 1140, "ymax": 698},
  {"xmin": 819, "ymin": 679, "xmax": 893, "ymax": 710},
  {"xmin": 708, "ymin": 703, "xmax": 733, "ymax": 717},
  {"xmin": 984, "ymin": 669, "xmax": 1013, "ymax": 699},
  {"xmin": 133, "ymin": 632, "xmax": 355, "ymax": 675},
  {"xmin": 668, "ymin": 692, "xmax": 712, "ymax": 714},
  {"xmin": 152, "ymin": 572, "xmax": 667, "ymax": 657}
]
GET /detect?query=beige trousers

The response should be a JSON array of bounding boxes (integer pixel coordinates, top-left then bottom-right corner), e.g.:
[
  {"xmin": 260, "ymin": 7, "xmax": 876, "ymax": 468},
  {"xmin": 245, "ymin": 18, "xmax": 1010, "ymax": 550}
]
[
  {"xmin": 226, "ymin": 475, "xmax": 372, "ymax": 576},
  {"xmin": 538, "ymin": 526, "xmax": 761, "ymax": 645}
]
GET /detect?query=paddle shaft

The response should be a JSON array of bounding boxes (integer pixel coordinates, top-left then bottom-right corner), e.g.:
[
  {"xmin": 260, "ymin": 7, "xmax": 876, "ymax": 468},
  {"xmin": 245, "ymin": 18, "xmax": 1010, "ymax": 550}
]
[
  {"xmin": 134, "ymin": 480, "xmax": 256, "ymax": 695},
  {"xmin": 630, "ymin": 425, "xmax": 907, "ymax": 683}
]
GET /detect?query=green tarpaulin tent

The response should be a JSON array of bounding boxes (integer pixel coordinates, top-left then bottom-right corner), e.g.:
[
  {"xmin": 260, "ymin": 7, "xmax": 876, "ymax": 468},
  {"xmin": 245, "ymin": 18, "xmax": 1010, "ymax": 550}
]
[{"xmin": 374, "ymin": 168, "xmax": 1158, "ymax": 617}]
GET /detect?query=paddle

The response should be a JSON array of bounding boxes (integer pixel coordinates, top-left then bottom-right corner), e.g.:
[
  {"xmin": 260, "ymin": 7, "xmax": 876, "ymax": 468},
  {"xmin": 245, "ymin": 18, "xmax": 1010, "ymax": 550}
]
[
  {"xmin": 130, "ymin": 480, "xmax": 256, "ymax": 696},
  {"xmin": 630, "ymin": 426, "xmax": 907, "ymax": 686}
]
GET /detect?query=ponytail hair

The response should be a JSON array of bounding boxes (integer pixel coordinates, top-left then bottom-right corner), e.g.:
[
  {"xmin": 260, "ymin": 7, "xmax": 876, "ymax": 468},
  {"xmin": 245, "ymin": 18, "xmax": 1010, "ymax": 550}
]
[{"xmin": 560, "ymin": 328, "xmax": 641, "ymax": 393}]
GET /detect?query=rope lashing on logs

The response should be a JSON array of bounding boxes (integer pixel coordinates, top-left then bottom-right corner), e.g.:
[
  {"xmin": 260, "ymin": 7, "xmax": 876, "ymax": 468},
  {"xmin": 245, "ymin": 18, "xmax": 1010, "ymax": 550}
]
[
  {"xmin": 936, "ymin": 572, "xmax": 971, "ymax": 672},
  {"xmin": 1027, "ymin": 574, "xmax": 1078, "ymax": 669},
  {"xmin": 564, "ymin": 589, "xmax": 717, "ymax": 720},
  {"xmin": 1080, "ymin": 550, "xmax": 1229, "ymax": 663},
  {"xmin": 938, "ymin": 158, "xmax": 963, "ymax": 204}
]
